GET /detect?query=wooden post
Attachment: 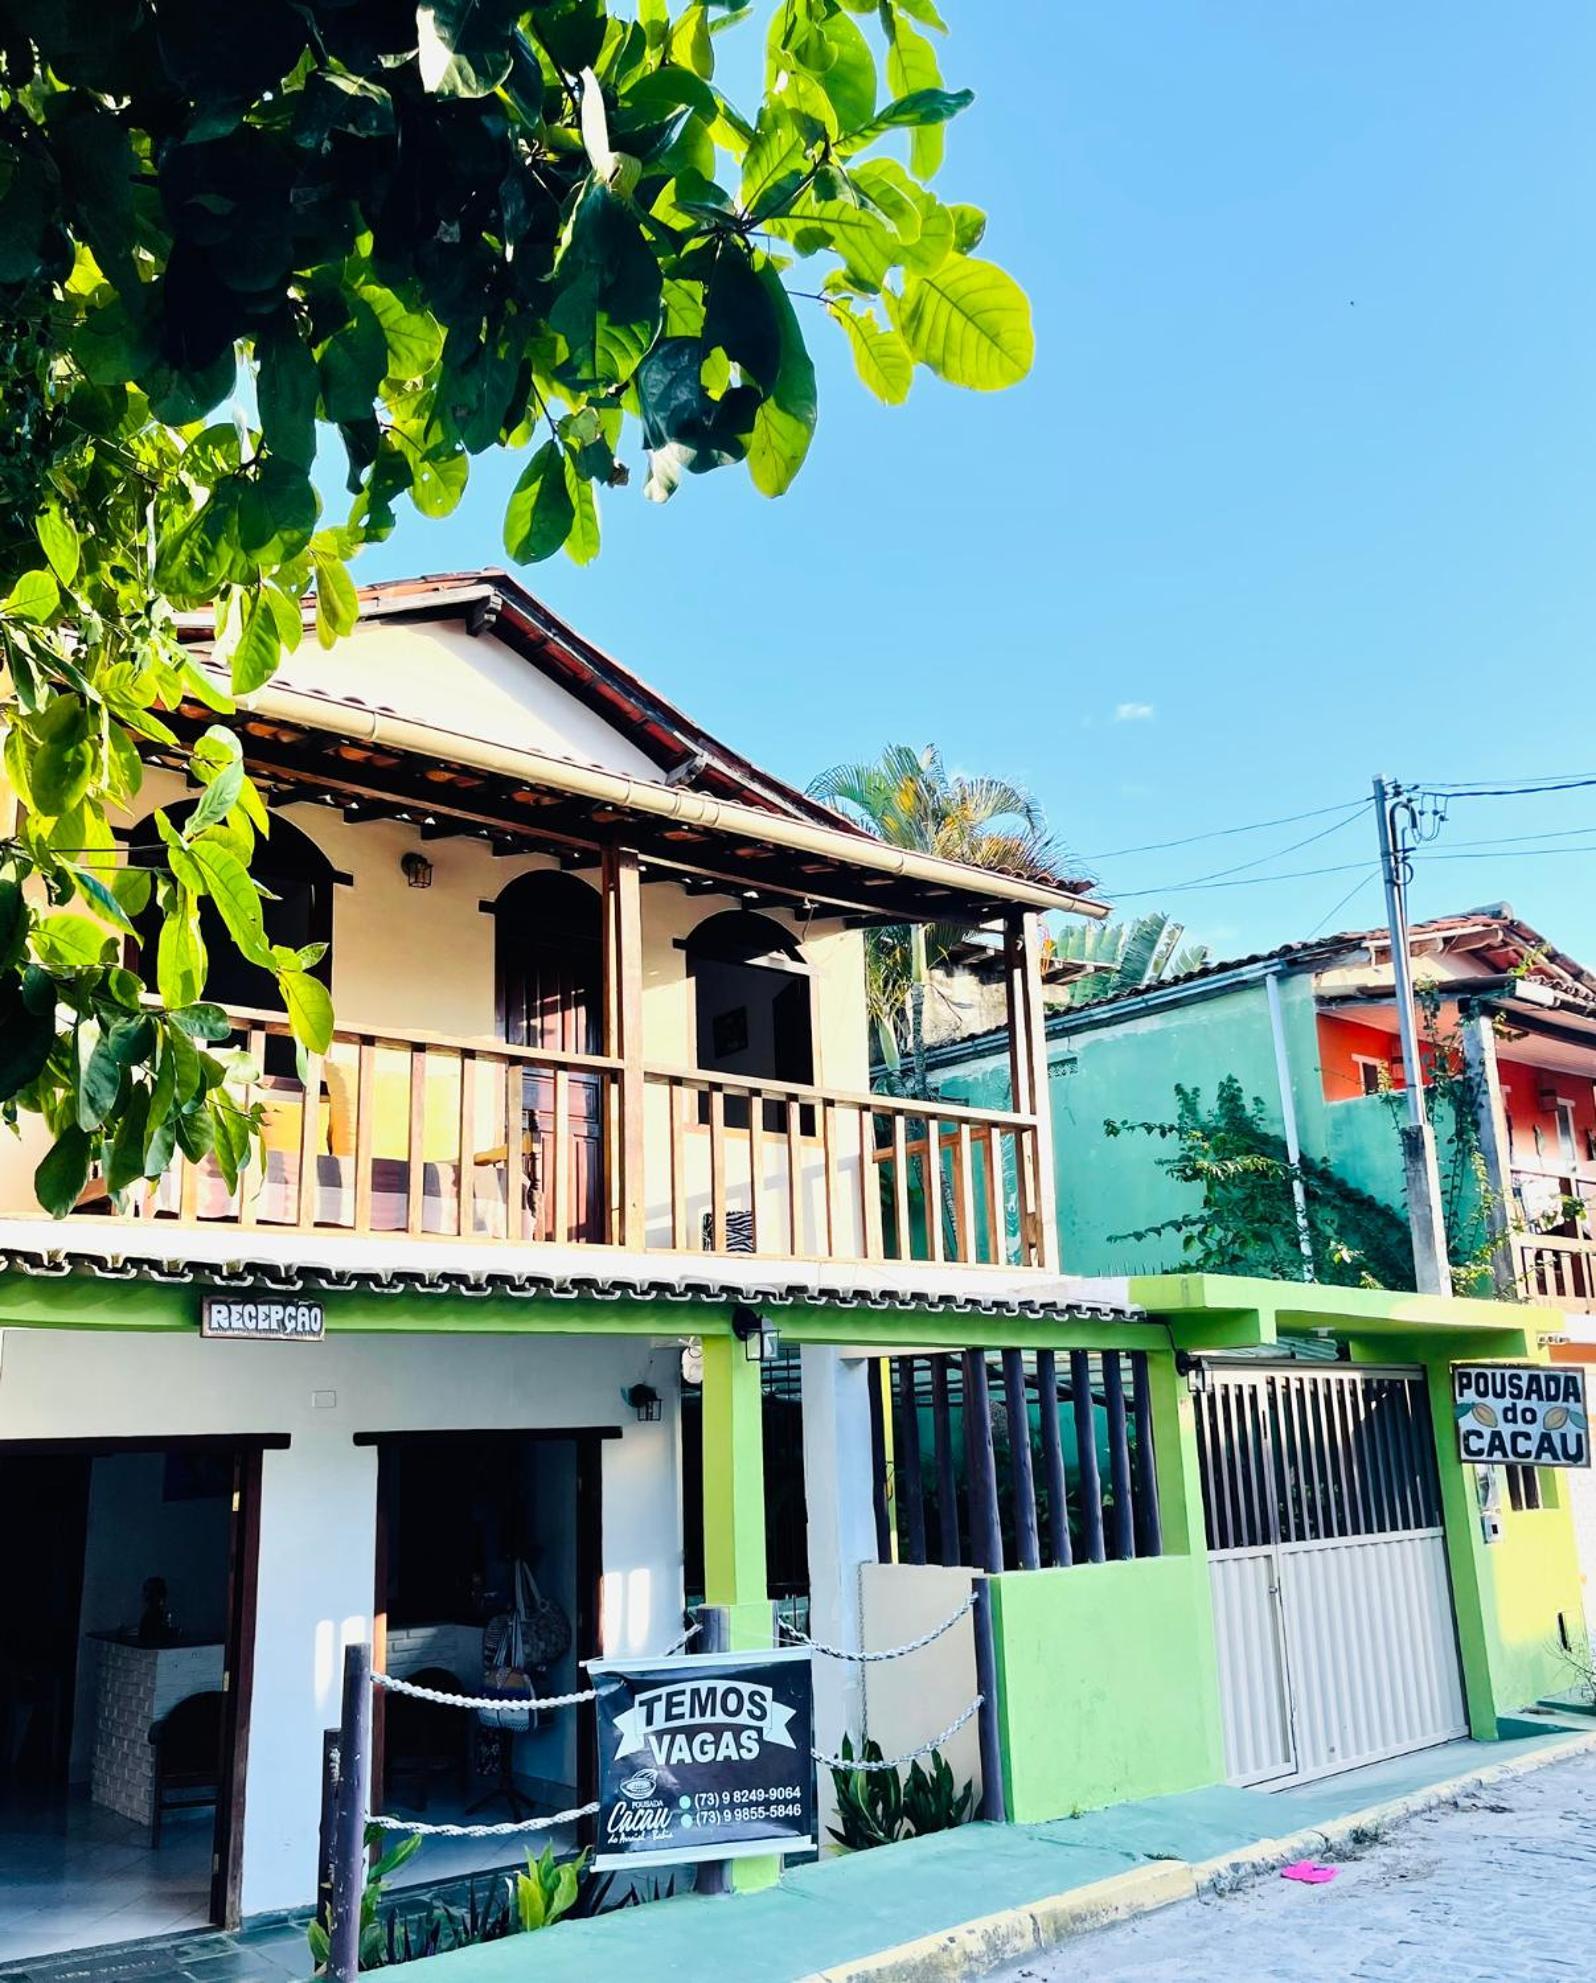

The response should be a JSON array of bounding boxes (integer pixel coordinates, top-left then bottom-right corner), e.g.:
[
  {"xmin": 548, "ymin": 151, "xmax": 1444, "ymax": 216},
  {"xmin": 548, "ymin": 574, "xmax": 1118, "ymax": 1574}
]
[
  {"xmin": 695, "ymin": 1606, "xmax": 732, "ymax": 1896},
  {"xmin": 1036, "ymin": 1349, "xmax": 1072, "ymax": 1568},
  {"xmin": 1103, "ymin": 1350, "xmax": 1135, "ymax": 1560},
  {"xmin": 603, "ymin": 844, "xmax": 647, "ymax": 1250},
  {"xmin": 1003, "ymin": 911, "xmax": 1060, "ymax": 1270},
  {"xmin": 962, "ymin": 1349, "xmax": 1004, "ymax": 1575},
  {"xmin": 931, "ymin": 1355, "xmax": 961, "ymax": 1566},
  {"xmin": 1000, "ymin": 1348, "xmax": 1040, "ymax": 1571},
  {"xmin": 1130, "ymin": 1351, "xmax": 1163, "ymax": 1557},
  {"xmin": 327, "ymin": 1642, "xmax": 372, "ymax": 1983},
  {"xmin": 894, "ymin": 1358, "xmax": 927, "ymax": 1566},
  {"xmin": 316, "ymin": 1727, "xmax": 340, "ymax": 1939},
  {"xmin": 1070, "ymin": 1350, "xmax": 1106, "ymax": 1564},
  {"xmin": 970, "ymin": 1577, "xmax": 1006, "ymax": 1822}
]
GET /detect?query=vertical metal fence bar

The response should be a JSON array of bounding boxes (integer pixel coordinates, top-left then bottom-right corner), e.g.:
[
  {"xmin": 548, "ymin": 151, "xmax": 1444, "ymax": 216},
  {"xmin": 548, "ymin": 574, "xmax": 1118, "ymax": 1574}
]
[
  {"xmin": 1002, "ymin": 1347, "xmax": 1041, "ymax": 1572},
  {"xmin": 1036, "ymin": 1348, "xmax": 1072, "ymax": 1567},
  {"xmin": 1130, "ymin": 1350, "xmax": 1163, "ymax": 1558},
  {"xmin": 895, "ymin": 1357, "xmax": 927, "ymax": 1566},
  {"xmin": 1103, "ymin": 1350, "xmax": 1136, "ymax": 1561},
  {"xmin": 1070, "ymin": 1349, "xmax": 1106, "ymax": 1564},
  {"xmin": 963, "ymin": 1349, "xmax": 1004, "ymax": 1574},
  {"xmin": 970, "ymin": 1576, "xmax": 1006, "ymax": 1821},
  {"xmin": 327, "ymin": 1643, "xmax": 372, "ymax": 1983},
  {"xmin": 932, "ymin": 1355, "xmax": 962, "ymax": 1566}
]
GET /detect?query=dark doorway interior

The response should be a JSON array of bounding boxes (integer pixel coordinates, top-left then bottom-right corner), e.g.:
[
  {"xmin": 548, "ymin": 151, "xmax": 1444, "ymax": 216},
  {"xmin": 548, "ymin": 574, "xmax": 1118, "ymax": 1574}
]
[
  {"xmin": 372, "ymin": 1431, "xmax": 603, "ymax": 1886},
  {"xmin": 0, "ymin": 1440, "xmax": 257, "ymax": 1965},
  {"xmin": 493, "ymin": 871, "xmax": 607, "ymax": 1243}
]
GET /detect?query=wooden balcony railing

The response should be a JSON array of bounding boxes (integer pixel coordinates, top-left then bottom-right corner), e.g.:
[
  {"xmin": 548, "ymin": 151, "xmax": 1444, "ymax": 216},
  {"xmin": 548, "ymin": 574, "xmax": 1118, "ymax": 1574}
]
[
  {"xmin": 643, "ymin": 1066, "xmax": 1044, "ymax": 1268},
  {"xmin": 75, "ymin": 1008, "xmax": 1046, "ymax": 1271},
  {"xmin": 1514, "ymin": 1232, "xmax": 1596, "ymax": 1313}
]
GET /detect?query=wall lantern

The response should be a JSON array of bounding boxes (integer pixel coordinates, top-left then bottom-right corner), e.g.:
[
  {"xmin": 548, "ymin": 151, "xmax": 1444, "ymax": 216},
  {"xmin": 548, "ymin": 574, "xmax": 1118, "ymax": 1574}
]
[
  {"xmin": 624, "ymin": 1382, "xmax": 662, "ymax": 1423},
  {"xmin": 731, "ymin": 1303, "xmax": 779, "ymax": 1364},
  {"xmin": 401, "ymin": 851, "xmax": 434, "ymax": 890}
]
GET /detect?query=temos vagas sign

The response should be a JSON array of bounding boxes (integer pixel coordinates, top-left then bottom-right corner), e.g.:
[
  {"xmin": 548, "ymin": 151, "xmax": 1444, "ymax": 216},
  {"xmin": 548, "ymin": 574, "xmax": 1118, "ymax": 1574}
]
[
  {"xmin": 589, "ymin": 1649, "xmax": 814, "ymax": 1870},
  {"xmin": 1453, "ymin": 1363, "xmax": 1589, "ymax": 1468}
]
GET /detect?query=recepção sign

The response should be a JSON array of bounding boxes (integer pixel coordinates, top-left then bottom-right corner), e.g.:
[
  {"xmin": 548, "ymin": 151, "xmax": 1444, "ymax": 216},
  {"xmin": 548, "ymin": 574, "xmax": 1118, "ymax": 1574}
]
[
  {"xmin": 201, "ymin": 1294, "xmax": 325, "ymax": 1341},
  {"xmin": 1453, "ymin": 1362, "xmax": 1589, "ymax": 1468},
  {"xmin": 589, "ymin": 1648, "xmax": 814, "ymax": 1870}
]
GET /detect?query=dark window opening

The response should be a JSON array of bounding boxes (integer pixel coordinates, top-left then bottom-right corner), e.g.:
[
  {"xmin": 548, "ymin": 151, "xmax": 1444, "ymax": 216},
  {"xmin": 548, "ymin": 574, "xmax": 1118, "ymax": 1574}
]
[{"xmin": 686, "ymin": 911, "xmax": 814, "ymax": 1132}]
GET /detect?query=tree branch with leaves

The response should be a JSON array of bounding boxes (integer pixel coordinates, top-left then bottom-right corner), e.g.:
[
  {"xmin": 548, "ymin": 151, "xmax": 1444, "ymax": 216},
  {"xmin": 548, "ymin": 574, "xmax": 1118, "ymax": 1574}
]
[{"xmin": 0, "ymin": 0, "xmax": 1033, "ymax": 1213}]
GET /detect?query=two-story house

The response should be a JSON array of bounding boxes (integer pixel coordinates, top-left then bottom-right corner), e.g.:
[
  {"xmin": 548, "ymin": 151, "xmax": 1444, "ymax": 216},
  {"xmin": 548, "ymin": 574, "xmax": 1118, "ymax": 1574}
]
[
  {"xmin": 0, "ymin": 571, "xmax": 1121, "ymax": 1962},
  {"xmin": 926, "ymin": 908, "xmax": 1596, "ymax": 1306}
]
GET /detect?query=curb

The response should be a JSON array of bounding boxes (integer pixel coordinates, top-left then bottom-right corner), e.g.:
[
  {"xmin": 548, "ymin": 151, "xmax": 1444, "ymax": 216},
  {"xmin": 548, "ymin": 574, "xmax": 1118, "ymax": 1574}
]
[{"xmin": 802, "ymin": 1730, "xmax": 1596, "ymax": 1983}]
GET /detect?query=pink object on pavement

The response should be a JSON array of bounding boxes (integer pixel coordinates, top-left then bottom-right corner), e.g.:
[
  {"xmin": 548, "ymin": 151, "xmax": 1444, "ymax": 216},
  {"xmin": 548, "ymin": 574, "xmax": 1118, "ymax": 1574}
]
[{"xmin": 1280, "ymin": 1861, "xmax": 1338, "ymax": 1884}]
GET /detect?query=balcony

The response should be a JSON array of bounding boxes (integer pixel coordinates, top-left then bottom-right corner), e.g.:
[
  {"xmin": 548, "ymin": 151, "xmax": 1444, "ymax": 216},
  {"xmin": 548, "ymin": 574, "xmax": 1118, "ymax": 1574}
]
[
  {"xmin": 69, "ymin": 1007, "xmax": 1047, "ymax": 1274},
  {"xmin": 1514, "ymin": 1233, "xmax": 1596, "ymax": 1314}
]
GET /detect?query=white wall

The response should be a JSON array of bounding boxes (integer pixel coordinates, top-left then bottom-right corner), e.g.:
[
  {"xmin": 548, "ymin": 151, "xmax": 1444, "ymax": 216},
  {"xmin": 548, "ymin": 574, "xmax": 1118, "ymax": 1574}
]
[{"xmin": 0, "ymin": 1324, "xmax": 683, "ymax": 1916}]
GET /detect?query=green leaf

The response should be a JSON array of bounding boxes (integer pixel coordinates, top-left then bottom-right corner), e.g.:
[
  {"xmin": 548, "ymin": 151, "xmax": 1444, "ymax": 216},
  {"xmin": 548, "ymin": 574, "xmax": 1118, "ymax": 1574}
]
[
  {"xmin": 503, "ymin": 441, "xmax": 576, "ymax": 564},
  {"xmin": 948, "ymin": 202, "xmax": 987, "ymax": 253},
  {"xmin": 257, "ymin": 323, "xmax": 319, "ymax": 471},
  {"xmin": 33, "ymin": 912, "xmax": 113, "ymax": 969},
  {"xmin": 832, "ymin": 301, "xmax": 913, "ymax": 405},
  {"xmin": 318, "ymin": 297, "xmax": 388, "ymax": 425},
  {"xmin": 158, "ymin": 893, "xmax": 208, "ymax": 1010},
  {"xmin": 703, "ymin": 243, "xmax": 782, "ymax": 390},
  {"xmin": 281, "ymin": 969, "xmax": 334, "ymax": 1054},
  {"xmin": 35, "ymin": 1125, "xmax": 93, "ymax": 1218},
  {"xmin": 227, "ymin": 591, "xmax": 283, "ymax": 696},
  {"xmin": 0, "ymin": 880, "xmax": 25, "ymax": 975},
  {"xmin": 564, "ymin": 460, "xmax": 600, "ymax": 566},
  {"xmin": 188, "ymin": 760, "xmax": 246, "ymax": 839},
  {"xmin": 409, "ymin": 446, "xmax": 469, "ymax": 519},
  {"xmin": 894, "ymin": 256, "xmax": 1034, "ymax": 390},
  {"xmin": 669, "ymin": 3, "xmax": 713, "ymax": 78},
  {"xmin": 812, "ymin": 9, "xmax": 876, "ymax": 130},
  {"xmin": 0, "ymin": 975, "xmax": 54, "ymax": 1102},
  {"xmin": 105, "ymin": 1087, "xmax": 152, "ymax": 1195},
  {"xmin": 77, "ymin": 1024, "xmax": 124, "ymax": 1131},
  {"xmin": 311, "ymin": 543, "xmax": 359, "ymax": 649},
  {"xmin": 186, "ymin": 838, "xmax": 271, "ymax": 966},
  {"xmin": 418, "ymin": 0, "xmax": 516, "ymax": 97},
  {"xmin": 4, "ymin": 568, "xmax": 61, "ymax": 622},
  {"xmin": 747, "ymin": 265, "xmax": 817, "ymax": 497},
  {"xmin": 359, "ymin": 284, "xmax": 444, "ymax": 383},
  {"xmin": 30, "ymin": 694, "xmax": 98, "ymax": 818},
  {"xmin": 36, "ymin": 507, "xmax": 81, "ymax": 586},
  {"xmin": 883, "ymin": 16, "xmax": 952, "ymax": 177}
]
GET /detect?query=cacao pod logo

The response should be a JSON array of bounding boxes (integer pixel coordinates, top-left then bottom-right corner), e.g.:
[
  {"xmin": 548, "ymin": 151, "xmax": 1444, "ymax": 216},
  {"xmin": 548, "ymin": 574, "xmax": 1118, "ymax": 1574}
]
[
  {"xmin": 1471, "ymin": 1402, "xmax": 1497, "ymax": 1427},
  {"xmin": 1543, "ymin": 1406, "xmax": 1569, "ymax": 1431}
]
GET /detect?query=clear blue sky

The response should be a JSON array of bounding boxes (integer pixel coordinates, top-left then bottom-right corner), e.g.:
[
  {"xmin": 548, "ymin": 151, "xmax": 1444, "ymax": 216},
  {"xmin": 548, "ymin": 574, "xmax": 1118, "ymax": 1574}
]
[{"xmin": 357, "ymin": 2, "xmax": 1596, "ymax": 964}]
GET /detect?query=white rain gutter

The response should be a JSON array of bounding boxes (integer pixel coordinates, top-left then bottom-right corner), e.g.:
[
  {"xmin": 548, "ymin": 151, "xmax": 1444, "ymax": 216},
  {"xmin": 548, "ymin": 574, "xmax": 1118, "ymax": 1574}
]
[
  {"xmin": 233, "ymin": 680, "xmax": 1106, "ymax": 921},
  {"xmin": 1264, "ymin": 966, "xmax": 1317, "ymax": 1283}
]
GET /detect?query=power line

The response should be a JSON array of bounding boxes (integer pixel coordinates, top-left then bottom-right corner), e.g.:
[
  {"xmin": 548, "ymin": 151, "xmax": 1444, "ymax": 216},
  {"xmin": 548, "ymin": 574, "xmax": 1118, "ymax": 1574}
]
[
  {"xmin": 1111, "ymin": 856, "xmax": 1370, "ymax": 899},
  {"xmin": 1415, "ymin": 841, "xmax": 1596, "ymax": 863},
  {"xmin": 1102, "ymin": 804, "xmax": 1367, "ymax": 898},
  {"xmin": 1305, "ymin": 866, "xmax": 1381, "ymax": 939},
  {"xmin": 1419, "ymin": 775, "xmax": 1596, "ymax": 800},
  {"xmin": 1079, "ymin": 797, "xmax": 1362, "ymax": 863}
]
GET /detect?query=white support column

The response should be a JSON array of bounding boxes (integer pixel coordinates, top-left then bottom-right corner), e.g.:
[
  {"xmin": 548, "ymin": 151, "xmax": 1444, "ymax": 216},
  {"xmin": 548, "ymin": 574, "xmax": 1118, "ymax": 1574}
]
[
  {"xmin": 800, "ymin": 1345, "xmax": 878, "ymax": 1828},
  {"xmin": 1460, "ymin": 1009, "xmax": 1517, "ymax": 1298}
]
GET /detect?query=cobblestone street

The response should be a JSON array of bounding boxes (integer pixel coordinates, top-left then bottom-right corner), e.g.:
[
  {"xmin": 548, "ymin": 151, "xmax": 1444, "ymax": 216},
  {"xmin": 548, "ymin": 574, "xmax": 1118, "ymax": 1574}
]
[{"xmin": 1003, "ymin": 1749, "xmax": 1596, "ymax": 1983}]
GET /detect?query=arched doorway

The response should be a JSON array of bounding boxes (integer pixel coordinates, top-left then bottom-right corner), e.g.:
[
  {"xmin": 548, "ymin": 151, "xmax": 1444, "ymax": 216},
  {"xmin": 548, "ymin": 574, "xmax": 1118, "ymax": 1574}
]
[
  {"xmin": 492, "ymin": 871, "xmax": 606, "ymax": 1244},
  {"xmin": 130, "ymin": 807, "xmax": 335, "ymax": 1024},
  {"xmin": 686, "ymin": 910, "xmax": 815, "ymax": 1131}
]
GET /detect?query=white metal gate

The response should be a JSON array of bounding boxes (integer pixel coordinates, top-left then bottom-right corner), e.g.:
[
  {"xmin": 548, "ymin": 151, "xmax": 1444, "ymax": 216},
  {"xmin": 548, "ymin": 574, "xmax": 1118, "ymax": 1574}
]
[{"xmin": 1195, "ymin": 1364, "xmax": 1468, "ymax": 1787}]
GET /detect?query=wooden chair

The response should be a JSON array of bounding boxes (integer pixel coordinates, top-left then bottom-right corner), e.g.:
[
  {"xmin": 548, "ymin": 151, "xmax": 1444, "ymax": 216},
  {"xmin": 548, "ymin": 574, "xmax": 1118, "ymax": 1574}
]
[{"xmin": 148, "ymin": 1690, "xmax": 224, "ymax": 1846}]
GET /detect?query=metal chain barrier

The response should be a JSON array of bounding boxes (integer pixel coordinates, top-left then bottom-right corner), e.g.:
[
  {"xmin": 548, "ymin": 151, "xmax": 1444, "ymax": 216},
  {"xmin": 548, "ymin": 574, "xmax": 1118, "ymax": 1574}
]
[
  {"xmin": 811, "ymin": 1695, "xmax": 984, "ymax": 1773},
  {"xmin": 779, "ymin": 1590, "xmax": 975, "ymax": 1664},
  {"xmin": 371, "ymin": 1670, "xmax": 597, "ymax": 1712},
  {"xmin": 367, "ymin": 1801, "xmax": 599, "ymax": 1839}
]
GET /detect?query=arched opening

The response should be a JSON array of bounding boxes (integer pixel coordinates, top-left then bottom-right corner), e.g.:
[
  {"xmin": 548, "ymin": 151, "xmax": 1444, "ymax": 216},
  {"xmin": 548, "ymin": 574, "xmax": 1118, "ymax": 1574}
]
[
  {"xmin": 492, "ymin": 870, "xmax": 606, "ymax": 1243},
  {"xmin": 686, "ymin": 911, "xmax": 814, "ymax": 1131},
  {"xmin": 130, "ymin": 807, "xmax": 335, "ymax": 1020}
]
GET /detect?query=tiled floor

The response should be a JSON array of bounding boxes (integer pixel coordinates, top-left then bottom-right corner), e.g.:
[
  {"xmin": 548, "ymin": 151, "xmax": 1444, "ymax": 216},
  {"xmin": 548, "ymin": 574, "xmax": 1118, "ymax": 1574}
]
[{"xmin": 0, "ymin": 1791, "xmax": 213, "ymax": 1966}]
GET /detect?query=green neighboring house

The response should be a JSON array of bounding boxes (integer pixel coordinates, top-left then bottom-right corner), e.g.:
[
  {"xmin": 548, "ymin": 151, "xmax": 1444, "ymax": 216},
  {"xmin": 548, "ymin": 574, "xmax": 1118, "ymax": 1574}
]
[{"xmin": 927, "ymin": 908, "xmax": 1596, "ymax": 1307}]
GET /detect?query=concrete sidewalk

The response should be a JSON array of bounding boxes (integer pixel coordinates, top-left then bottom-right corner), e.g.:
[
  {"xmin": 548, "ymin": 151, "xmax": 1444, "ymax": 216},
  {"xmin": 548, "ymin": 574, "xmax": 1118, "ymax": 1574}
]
[{"xmin": 409, "ymin": 1713, "xmax": 1596, "ymax": 1983}]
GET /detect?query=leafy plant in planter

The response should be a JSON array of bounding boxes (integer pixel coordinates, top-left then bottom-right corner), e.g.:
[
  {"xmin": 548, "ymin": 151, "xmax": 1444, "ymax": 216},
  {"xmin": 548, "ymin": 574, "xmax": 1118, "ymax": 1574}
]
[
  {"xmin": 829, "ymin": 1737, "xmax": 974, "ymax": 1851},
  {"xmin": 515, "ymin": 1843, "xmax": 590, "ymax": 1932}
]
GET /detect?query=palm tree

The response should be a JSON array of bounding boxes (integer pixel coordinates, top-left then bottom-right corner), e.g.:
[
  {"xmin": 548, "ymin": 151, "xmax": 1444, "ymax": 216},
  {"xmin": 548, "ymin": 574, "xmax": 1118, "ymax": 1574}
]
[
  {"xmin": 808, "ymin": 744, "xmax": 1072, "ymax": 1080},
  {"xmin": 1049, "ymin": 911, "xmax": 1210, "ymax": 1008}
]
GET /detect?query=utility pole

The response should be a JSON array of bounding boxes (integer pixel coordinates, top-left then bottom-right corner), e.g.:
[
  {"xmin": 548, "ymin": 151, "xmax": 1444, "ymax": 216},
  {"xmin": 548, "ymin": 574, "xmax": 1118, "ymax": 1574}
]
[{"xmin": 1372, "ymin": 775, "xmax": 1450, "ymax": 1295}]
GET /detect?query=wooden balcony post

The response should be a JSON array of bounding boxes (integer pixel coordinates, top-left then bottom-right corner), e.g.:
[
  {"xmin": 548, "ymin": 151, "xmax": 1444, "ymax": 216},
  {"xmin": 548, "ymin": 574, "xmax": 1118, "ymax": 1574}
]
[
  {"xmin": 1004, "ymin": 910, "xmax": 1060, "ymax": 1270},
  {"xmin": 602, "ymin": 843, "xmax": 647, "ymax": 1250}
]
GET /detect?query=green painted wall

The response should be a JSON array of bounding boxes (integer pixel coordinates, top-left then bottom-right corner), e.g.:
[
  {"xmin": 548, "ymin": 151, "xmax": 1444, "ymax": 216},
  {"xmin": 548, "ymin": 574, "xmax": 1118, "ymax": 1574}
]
[{"xmin": 989, "ymin": 1557, "xmax": 1225, "ymax": 1820}]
